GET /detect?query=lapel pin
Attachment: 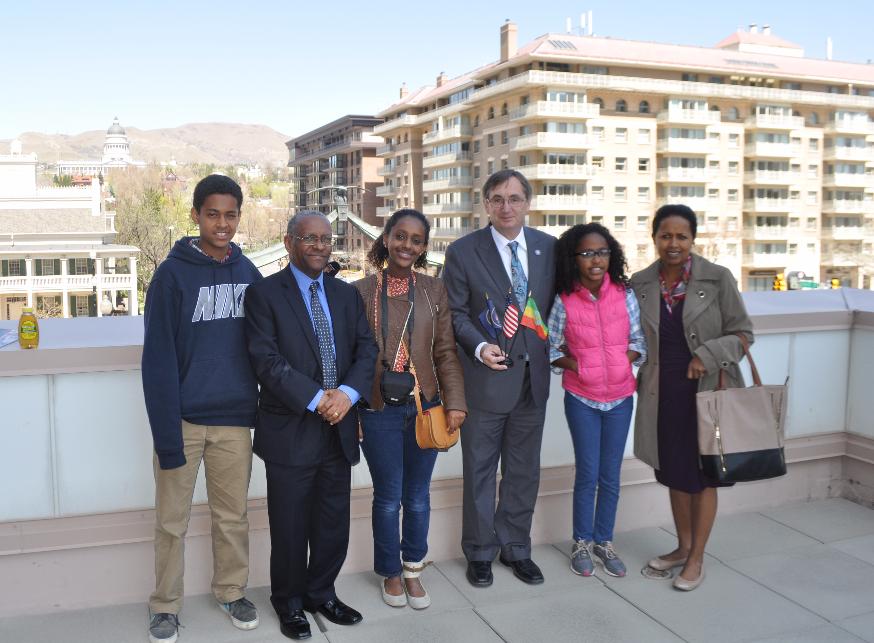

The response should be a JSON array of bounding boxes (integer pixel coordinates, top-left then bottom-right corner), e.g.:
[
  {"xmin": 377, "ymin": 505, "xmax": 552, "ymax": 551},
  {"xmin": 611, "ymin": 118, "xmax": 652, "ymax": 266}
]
[
  {"xmin": 534, "ymin": 249, "xmax": 541, "ymax": 256},
  {"xmin": 698, "ymin": 290, "xmax": 705, "ymax": 298}
]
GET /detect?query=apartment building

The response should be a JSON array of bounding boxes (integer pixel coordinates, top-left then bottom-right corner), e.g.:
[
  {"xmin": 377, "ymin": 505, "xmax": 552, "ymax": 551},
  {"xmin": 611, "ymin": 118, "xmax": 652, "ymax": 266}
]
[
  {"xmin": 0, "ymin": 141, "xmax": 139, "ymax": 320},
  {"xmin": 286, "ymin": 115, "xmax": 385, "ymax": 252},
  {"xmin": 373, "ymin": 21, "xmax": 874, "ymax": 289}
]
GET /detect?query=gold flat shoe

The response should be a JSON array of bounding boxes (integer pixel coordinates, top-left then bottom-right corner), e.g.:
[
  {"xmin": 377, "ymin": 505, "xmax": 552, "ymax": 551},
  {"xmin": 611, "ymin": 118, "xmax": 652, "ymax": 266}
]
[{"xmin": 672, "ymin": 567, "xmax": 705, "ymax": 591}]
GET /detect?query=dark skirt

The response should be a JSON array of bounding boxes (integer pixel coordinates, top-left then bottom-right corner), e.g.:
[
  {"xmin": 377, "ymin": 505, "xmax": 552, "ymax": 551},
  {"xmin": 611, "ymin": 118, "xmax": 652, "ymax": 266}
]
[{"xmin": 654, "ymin": 299, "xmax": 733, "ymax": 493}]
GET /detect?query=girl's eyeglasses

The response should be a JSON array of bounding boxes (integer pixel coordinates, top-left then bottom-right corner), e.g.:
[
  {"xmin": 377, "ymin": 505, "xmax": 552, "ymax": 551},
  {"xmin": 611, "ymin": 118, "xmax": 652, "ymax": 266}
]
[{"xmin": 574, "ymin": 249, "xmax": 611, "ymax": 259}]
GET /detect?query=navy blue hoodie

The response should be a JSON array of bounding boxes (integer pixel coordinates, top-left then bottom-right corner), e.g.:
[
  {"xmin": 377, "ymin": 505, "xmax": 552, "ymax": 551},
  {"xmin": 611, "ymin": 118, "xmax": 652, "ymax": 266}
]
[{"xmin": 142, "ymin": 237, "xmax": 262, "ymax": 469}]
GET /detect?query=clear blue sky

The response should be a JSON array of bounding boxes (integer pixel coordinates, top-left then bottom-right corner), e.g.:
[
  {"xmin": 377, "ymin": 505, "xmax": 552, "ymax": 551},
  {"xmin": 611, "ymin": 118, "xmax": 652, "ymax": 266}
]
[{"xmin": 3, "ymin": 0, "xmax": 873, "ymax": 140}]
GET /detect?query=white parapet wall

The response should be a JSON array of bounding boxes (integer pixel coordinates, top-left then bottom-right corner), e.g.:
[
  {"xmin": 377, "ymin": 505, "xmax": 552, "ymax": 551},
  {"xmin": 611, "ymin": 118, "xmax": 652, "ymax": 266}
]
[{"xmin": 1, "ymin": 290, "xmax": 873, "ymax": 615}]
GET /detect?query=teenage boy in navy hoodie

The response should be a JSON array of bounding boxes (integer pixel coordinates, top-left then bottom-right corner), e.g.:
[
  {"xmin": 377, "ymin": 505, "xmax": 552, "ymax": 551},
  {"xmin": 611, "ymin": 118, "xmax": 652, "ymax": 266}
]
[{"xmin": 142, "ymin": 174, "xmax": 262, "ymax": 643}]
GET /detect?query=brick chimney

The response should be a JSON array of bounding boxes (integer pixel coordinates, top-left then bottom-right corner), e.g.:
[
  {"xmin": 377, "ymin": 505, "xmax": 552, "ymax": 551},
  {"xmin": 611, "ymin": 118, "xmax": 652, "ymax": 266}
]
[
  {"xmin": 436, "ymin": 71, "xmax": 448, "ymax": 87},
  {"xmin": 500, "ymin": 19, "xmax": 518, "ymax": 62},
  {"xmin": 399, "ymin": 82, "xmax": 409, "ymax": 99}
]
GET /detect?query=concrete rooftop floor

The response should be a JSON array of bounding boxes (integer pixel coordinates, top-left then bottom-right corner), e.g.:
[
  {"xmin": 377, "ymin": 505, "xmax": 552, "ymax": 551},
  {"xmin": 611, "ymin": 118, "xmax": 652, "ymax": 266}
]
[{"xmin": 3, "ymin": 498, "xmax": 874, "ymax": 643}]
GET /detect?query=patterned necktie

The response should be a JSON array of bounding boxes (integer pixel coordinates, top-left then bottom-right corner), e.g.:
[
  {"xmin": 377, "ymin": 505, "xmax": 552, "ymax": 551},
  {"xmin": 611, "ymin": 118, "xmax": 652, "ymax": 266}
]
[
  {"xmin": 309, "ymin": 281, "xmax": 337, "ymax": 389},
  {"xmin": 508, "ymin": 240, "xmax": 528, "ymax": 309}
]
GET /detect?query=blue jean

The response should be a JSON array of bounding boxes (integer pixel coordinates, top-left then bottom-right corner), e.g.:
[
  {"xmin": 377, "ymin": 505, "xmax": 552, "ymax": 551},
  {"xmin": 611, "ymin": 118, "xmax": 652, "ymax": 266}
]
[
  {"xmin": 564, "ymin": 393, "xmax": 633, "ymax": 543},
  {"xmin": 360, "ymin": 398, "xmax": 439, "ymax": 577}
]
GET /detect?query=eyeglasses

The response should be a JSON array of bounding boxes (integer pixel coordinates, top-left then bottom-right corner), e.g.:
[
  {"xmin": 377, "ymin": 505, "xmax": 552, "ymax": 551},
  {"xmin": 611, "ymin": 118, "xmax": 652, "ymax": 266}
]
[
  {"xmin": 574, "ymin": 249, "xmax": 611, "ymax": 259},
  {"xmin": 294, "ymin": 234, "xmax": 334, "ymax": 247},
  {"xmin": 486, "ymin": 195, "xmax": 527, "ymax": 209}
]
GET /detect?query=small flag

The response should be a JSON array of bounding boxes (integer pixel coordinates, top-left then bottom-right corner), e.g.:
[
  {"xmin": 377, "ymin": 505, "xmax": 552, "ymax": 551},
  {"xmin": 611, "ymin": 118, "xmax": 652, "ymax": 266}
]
[
  {"xmin": 520, "ymin": 293, "xmax": 548, "ymax": 341},
  {"xmin": 478, "ymin": 293, "xmax": 502, "ymax": 339},
  {"xmin": 503, "ymin": 292, "xmax": 520, "ymax": 339}
]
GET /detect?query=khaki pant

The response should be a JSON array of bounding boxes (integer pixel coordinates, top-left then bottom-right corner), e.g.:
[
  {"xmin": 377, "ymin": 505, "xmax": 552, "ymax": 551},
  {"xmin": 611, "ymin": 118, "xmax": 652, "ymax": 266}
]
[{"xmin": 149, "ymin": 421, "xmax": 253, "ymax": 614}]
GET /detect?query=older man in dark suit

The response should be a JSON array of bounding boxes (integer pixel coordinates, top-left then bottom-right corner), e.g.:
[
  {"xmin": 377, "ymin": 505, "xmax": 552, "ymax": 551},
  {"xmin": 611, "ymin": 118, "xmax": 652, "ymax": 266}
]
[
  {"xmin": 442, "ymin": 169, "xmax": 556, "ymax": 588},
  {"xmin": 245, "ymin": 211, "xmax": 377, "ymax": 640}
]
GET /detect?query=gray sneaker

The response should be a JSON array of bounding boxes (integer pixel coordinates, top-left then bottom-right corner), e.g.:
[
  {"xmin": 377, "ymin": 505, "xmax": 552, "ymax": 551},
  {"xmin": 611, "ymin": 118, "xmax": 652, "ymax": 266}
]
[
  {"xmin": 593, "ymin": 541, "xmax": 627, "ymax": 577},
  {"xmin": 148, "ymin": 612, "xmax": 179, "ymax": 643},
  {"xmin": 218, "ymin": 596, "xmax": 259, "ymax": 630},
  {"xmin": 570, "ymin": 539, "xmax": 594, "ymax": 576}
]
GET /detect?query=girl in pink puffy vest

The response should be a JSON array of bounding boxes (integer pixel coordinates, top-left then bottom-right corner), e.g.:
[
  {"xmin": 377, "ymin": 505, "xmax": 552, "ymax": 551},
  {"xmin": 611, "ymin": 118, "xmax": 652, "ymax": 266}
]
[{"xmin": 546, "ymin": 223, "xmax": 647, "ymax": 579}]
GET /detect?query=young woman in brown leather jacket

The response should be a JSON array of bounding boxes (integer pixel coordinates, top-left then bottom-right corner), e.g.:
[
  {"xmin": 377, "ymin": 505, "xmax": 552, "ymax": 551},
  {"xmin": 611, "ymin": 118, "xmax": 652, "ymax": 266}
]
[{"xmin": 354, "ymin": 209, "xmax": 466, "ymax": 610}]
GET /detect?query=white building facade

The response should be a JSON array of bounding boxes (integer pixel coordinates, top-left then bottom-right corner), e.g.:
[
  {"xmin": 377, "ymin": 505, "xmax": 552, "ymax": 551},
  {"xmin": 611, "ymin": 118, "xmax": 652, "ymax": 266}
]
[
  {"xmin": 56, "ymin": 117, "xmax": 146, "ymax": 177},
  {"xmin": 0, "ymin": 142, "xmax": 139, "ymax": 320}
]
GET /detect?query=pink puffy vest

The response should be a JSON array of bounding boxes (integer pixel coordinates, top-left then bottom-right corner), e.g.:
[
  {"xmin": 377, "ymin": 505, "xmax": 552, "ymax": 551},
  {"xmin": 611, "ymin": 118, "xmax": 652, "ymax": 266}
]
[{"xmin": 560, "ymin": 273, "xmax": 636, "ymax": 403}]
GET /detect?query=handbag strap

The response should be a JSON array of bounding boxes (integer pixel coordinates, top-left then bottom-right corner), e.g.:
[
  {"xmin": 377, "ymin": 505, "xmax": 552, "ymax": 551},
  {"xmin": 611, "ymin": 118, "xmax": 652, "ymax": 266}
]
[
  {"xmin": 717, "ymin": 333, "xmax": 762, "ymax": 389},
  {"xmin": 409, "ymin": 359, "xmax": 425, "ymax": 416}
]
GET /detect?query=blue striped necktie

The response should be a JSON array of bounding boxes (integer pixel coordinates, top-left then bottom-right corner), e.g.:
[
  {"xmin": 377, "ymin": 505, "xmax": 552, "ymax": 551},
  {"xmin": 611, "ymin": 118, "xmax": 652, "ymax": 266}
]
[
  {"xmin": 508, "ymin": 240, "xmax": 528, "ymax": 309},
  {"xmin": 309, "ymin": 281, "xmax": 337, "ymax": 389}
]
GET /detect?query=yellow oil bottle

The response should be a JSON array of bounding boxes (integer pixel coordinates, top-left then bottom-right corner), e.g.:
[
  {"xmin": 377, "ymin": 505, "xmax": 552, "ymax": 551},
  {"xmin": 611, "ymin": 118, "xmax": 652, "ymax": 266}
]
[{"xmin": 18, "ymin": 307, "xmax": 39, "ymax": 349}]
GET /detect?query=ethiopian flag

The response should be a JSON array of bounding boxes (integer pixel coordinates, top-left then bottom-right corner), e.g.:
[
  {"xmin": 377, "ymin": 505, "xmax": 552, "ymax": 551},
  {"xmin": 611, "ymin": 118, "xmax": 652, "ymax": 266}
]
[{"xmin": 520, "ymin": 293, "xmax": 548, "ymax": 340}]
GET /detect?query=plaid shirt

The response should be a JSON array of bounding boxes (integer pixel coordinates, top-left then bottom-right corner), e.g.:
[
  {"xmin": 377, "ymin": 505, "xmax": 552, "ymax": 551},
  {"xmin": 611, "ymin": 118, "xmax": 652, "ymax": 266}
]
[
  {"xmin": 189, "ymin": 238, "xmax": 233, "ymax": 263},
  {"xmin": 547, "ymin": 288, "xmax": 647, "ymax": 411}
]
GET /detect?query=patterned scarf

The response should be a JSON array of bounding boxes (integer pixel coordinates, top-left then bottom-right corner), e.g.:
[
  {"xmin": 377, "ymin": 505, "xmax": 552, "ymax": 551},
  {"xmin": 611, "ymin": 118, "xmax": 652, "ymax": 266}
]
[
  {"xmin": 659, "ymin": 256, "xmax": 692, "ymax": 314},
  {"xmin": 373, "ymin": 272, "xmax": 417, "ymax": 371}
]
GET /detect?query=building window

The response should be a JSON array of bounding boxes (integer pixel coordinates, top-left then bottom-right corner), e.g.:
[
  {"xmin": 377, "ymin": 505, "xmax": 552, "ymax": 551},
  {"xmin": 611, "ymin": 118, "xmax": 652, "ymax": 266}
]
[
  {"xmin": 488, "ymin": 107, "xmax": 495, "ymax": 120},
  {"xmin": 487, "ymin": 134, "xmax": 494, "ymax": 147},
  {"xmin": 75, "ymin": 296, "xmax": 90, "ymax": 317},
  {"xmin": 615, "ymin": 157, "xmax": 627, "ymax": 171},
  {"xmin": 726, "ymin": 107, "xmax": 739, "ymax": 121},
  {"xmin": 614, "ymin": 186, "xmax": 627, "ymax": 202},
  {"xmin": 807, "ymin": 217, "xmax": 817, "ymax": 230},
  {"xmin": 728, "ymin": 189, "xmax": 739, "ymax": 202},
  {"xmin": 616, "ymin": 99, "xmax": 627, "ymax": 112},
  {"xmin": 639, "ymin": 100, "xmax": 650, "ymax": 114},
  {"xmin": 728, "ymin": 161, "xmax": 738, "ymax": 175},
  {"xmin": 501, "ymin": 130, "xmax": 508, "ymax": 145},
  {"xmin": 474, "ymin": 140, "xmax": 480, "ymax": 153},
  {"xmin": 593, "ymin": 126, "xmax": 605, "ymax": 141},
  {"xmin": 501, "ymin": 102, "xmax": 508, "ymax": 116},
  {"xmin": 637, "ymin": 244, "xmax": 648, "ymax": 259},
  {"xmin": 807, "ymin": 191, "xmax": 818, "ymax": 205},
  {"xmin": 808, "ymin": 112, "xmax": 819, "ymax": 125},
  {"xmin": 728, "ymin": 133, "xmax": 739, "ymax": 147},
  {"xmin": 473, "ymin": 191, "xmax": 480, "ymax": 205},
  {"xmin": 614, "ymin": 215, "xmax": 626, "ymax": 229},
  {"xmin": 487, "ymin": 160, "xmax": 494, "ymax": 174},
  {"xmin": 808, "ymin": 164, "xmax": 818, "ymax": 178},
  {"xmin": 638, "ymin": 129, "xmax": 651, "ymax": 144},
  {"xmin": 473, "ymin": 166, "xmax": 480, "ymax": 179},
  {"xmin": 809, "ymin": 139, "xmax": 819, "ymax": 150},
  {"xmin": 638, "ymin": 158, "xmax": 650, "ymax": 172},
  {"xmin": 591, "ymin": 156, "xmax": 604, "ymax": 169},
  {"xmin": 591, "ymin": 186, "xmax": 604, "ymax": 200},
  {"xmin": 615, "ymin": 128, "xmax": 627, "ymax": 143},
  {"xmin": 708, "ymin": 188, "xmax": 719, "ymax": 199},
  {"xmin": 474, "ymin": 115, "xmax": 480, "ymax": 127},
  {"xmin": 682, "ymin": 73, "xmax": 698, "ymax": 82},
  {"xmin": 638, "ymin": 187, "xmax": 650, "ymax": 202},
  {"xmin": 593, "ymin": 98, "xmax": 604, "ymax": 108},
  {"xmin": 501, "ymin": 159, "xmax": 509, "ymax": 170}
]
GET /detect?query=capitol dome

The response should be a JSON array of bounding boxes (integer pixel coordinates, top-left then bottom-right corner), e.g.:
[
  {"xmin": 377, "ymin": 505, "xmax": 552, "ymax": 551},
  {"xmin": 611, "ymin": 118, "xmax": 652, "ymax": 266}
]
[{"xmin": 106, "ymin": 117, "xmax": 126, "ymax": 136}]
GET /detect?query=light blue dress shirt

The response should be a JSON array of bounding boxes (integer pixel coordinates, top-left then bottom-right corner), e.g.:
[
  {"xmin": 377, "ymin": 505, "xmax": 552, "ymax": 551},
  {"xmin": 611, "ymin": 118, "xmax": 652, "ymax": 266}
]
[{"xmin": 288, "ymin": 264, "xmax": 361, "ymax": 411}]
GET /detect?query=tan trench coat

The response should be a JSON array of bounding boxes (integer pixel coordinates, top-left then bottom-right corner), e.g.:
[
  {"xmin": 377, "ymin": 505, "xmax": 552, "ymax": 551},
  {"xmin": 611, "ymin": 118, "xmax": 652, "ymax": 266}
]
[{"xmin": 630, "ymin": 254, "xmax": 754, "ymax": 470}]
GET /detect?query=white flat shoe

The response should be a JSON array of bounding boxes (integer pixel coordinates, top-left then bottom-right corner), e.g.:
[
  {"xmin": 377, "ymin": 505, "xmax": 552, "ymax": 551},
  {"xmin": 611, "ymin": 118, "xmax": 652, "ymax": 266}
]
[
  {"xmin": 381, "ymin": 578, "xmax": 407, "ymax": 608},
  {"xmin": 672, "ymin": 567, "xmax": 705, "ymax": 591},
  {"xmin": 647, "ymin": 555, "xmax": 688, "ymax": 572},
  {"xmin": 403, "ymin": 561, "xmax": 431, "ymax": 610}
]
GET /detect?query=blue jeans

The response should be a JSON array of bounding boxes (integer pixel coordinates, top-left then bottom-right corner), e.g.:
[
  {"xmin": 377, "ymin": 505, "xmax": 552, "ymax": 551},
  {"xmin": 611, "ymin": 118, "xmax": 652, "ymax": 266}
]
[
  {"xmin": 564, "ymin": 393, "xmax": 633, "ymax": 543},
  {"xmin": 360, "ymin": 398, "xmax": 439, "ymax": 577}
]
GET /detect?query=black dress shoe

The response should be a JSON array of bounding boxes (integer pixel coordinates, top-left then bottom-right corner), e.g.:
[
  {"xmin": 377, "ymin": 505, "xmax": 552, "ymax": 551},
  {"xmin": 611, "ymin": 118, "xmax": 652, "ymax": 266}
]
[
  {"xmin": 499, "ymin": 556, "xmax": 544, "ymax": 585},
  {"xmin": 466, "ymin": 560, "xmax": 493, "ymax": 587},
  {"xmin": 306, "ymin": 598, "xmax": 362, "ymax": 626},
  {"xmin": 278, "ymin": 609, "xmax": 311, "ymax": 640}
]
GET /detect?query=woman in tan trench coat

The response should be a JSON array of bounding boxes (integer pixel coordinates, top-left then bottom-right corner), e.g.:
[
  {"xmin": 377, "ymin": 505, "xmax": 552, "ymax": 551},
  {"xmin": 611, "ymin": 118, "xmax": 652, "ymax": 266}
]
[{"xmin": 631, "ymin": 204, "xmax": 753, "ymax": 591}]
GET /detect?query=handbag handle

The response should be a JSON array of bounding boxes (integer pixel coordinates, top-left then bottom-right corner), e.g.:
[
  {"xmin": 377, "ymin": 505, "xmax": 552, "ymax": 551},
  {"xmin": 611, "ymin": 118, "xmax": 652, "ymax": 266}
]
[
  {"xmin": 717, "ymin": 333, "xmax": 761, "ymax": 390},
  {"xmin": 409, "ymin": 359, "xmax": 425, "ymax": 416}
]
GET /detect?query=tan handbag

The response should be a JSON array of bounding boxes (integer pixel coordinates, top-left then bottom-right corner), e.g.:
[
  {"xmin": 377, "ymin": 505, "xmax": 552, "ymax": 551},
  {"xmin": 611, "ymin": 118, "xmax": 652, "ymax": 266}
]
[
  {"xmin": 696, "ymin": 335, "xmax": 788, "ymax": 483},
  {"xmin": 410, "ymin": 362, "xmax": 459, "ymax": 450}
]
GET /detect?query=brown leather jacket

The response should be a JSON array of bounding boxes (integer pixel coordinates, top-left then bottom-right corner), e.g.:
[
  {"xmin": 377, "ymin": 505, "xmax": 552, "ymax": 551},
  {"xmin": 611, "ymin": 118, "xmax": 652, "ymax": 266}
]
[{"xmin": 354, "ymin": 272, "xmax": 466, "ymax": 413}]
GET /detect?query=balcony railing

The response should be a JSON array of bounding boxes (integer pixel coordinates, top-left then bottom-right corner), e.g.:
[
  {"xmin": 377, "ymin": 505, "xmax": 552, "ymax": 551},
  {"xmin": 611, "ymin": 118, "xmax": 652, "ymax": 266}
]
[
  {"xmin": 656, "ymin": 109, "xmax": 721, "ymax": 125},
  {"xmin": 510, "ymin": 101, "xmax": 600, "ymax": 121},
  {"xmin": 823, "ymin": 146, "xmax": 874, "ymax": 162},
  {"xmin": 375, "ymin": 184, "xmax": 398, "ymax": 197},
  {"xmin": 422, "ymin": 151, "xmax": 473, "ymax": 169},
  {"xmin": 529, "ymin": 195, "xmax": 588, "ymax": 211},
  {"xmin": 422, "ymin": 176, "xmax": 474, "ymax": 191},
  {"xmin": 373, "ymin": 114, "xmax": 420, "ymax": 135},
  {"xmin": 744, "ymin": 142, "xmax": 801, "ymax": 158},
  {"xmin": 422, "ymin": 125, "xmax": 473, "ymax": 145},
  {"xmin": 826, "ymin": 119, "xmax": 874, "ymax": 135},
  {"xmin": 512, "ymin": 132, "xmax": 595, "ymax": 152},
  {"xmin": 517, "ymin": 164, "xmax": 598, "ymax": 181},
  {"xmin": 422, "ymin": 203, "xmax": 473, "ymax": 215},
  {"xmin": 0, "ymin": 274, "xmax": 134, "ymax": 293},
  {"xmin": 743, "ymin": 198, "xmax": 794, "ymax": 212},
  {"xmin": 655, "ymin": 196, "xmax": 710, "ymax": 212},
  {"xmin": 744, "ymin": 113, "xmax": 805, "ymax": 130},
  {"xmin": 376, "ymin": 164, "xmax": 396, "ymax": 176},
  {"xmin": 822, "ymin": 200, "xmax": 874, "ymax": 215},
  {"xmin": 375, "ymin": 206, "xmax": 394, "ymax": 217},
  {"xmin": 742, "ymin": 226, "xmax": 789, "ymax": 240},
  {"xmin": 376, "ymin": 143, "xmax": 395, "ymax": 156},
  {"xmin": 742, "ymin": 252, "xmax": 789, "ymax": 267},
  {"xmin": 430, "ymin": 226, "xmax": 473, "ymax": 239},
  {"xmin": 822, "ymin": 173, "xmax": 873, "ymax": 188},
  {"xmin": 655, "ymin": 138, "xmax": 713, "ymax": 154},
  {"xmin": 822, "ymin": 225, "xmax": 866, "ymax": 240},
  {"xmin": 655, "ymin": 167, "xmax": 711, "ymax": 182},
  {"xmin": 743, "ymin": 170, "xmax": 801, "ymax": 185}
]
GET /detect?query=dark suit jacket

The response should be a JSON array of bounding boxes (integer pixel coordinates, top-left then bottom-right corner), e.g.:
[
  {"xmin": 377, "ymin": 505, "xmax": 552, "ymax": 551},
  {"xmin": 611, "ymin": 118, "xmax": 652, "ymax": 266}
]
[
  {"xmin": 244, "ymin": 268, "xmax": 377, "ymax": 466},
  {"xmin": 442, "ymin": 226, "xmax": 556, "ymax": 413}
]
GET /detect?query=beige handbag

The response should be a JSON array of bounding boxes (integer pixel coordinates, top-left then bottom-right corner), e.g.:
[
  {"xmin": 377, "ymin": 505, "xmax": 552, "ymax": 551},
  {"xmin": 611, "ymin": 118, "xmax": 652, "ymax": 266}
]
[
  {"xmin": 696, "ymin": 336, "xmax": 788, "ymax": 483},
  {"xmin": 410, "ymin": 362, "xmax": 458, "ymax": 451}
]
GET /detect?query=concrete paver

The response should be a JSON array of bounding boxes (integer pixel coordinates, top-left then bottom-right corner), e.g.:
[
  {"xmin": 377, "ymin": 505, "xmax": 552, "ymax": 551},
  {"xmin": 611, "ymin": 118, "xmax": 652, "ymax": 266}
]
[
  {"xmin": 836, "ymin": 611, "xmax": 874, "ymax": 643},
  {"xmin": 760, "ymin": 498, "xmax": 874, "ymax": 543},
  {"xmin": 728, "ymin": 543, "xmax": 874, "ymax": 621}
]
